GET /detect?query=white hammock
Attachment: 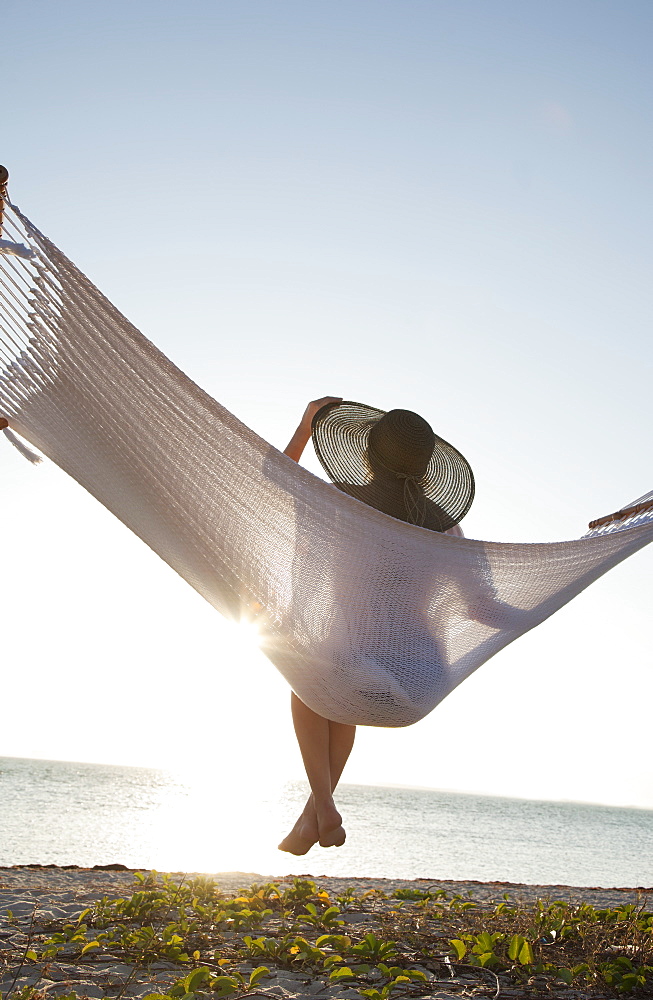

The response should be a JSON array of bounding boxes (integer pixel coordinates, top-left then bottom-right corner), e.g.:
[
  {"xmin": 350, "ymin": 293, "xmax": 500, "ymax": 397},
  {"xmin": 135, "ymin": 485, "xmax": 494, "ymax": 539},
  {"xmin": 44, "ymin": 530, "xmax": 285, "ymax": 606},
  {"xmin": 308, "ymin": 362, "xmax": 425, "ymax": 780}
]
[{"xmin": 1, "ymin": 196, "xmax": 652, "ymax": 728}]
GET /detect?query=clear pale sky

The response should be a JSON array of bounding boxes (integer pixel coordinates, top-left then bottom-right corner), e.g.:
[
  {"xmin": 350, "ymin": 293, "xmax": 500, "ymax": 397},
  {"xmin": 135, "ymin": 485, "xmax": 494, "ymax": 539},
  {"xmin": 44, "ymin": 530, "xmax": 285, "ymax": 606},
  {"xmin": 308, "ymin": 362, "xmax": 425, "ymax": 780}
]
[{"xmin": 2, "ymin": 1, "xmax": 652, "ymax": 810}]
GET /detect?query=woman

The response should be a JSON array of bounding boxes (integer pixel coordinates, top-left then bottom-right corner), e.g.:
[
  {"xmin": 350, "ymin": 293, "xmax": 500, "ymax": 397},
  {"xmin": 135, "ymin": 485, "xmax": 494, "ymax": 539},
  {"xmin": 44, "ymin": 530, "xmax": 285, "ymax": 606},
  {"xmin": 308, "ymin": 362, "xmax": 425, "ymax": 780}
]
[{"xmin": 278, "ymin": 397, "xmax": 474, "ymax": 855}]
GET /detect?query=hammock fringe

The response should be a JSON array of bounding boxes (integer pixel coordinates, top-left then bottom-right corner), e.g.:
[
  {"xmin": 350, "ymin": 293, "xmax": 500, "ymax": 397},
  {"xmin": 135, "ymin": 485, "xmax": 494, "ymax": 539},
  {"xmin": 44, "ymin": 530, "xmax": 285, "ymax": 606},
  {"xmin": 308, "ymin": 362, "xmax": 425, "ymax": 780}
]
[{"xmin": 2, "ymin": 426, "xmax": 42, "ymax": 464}]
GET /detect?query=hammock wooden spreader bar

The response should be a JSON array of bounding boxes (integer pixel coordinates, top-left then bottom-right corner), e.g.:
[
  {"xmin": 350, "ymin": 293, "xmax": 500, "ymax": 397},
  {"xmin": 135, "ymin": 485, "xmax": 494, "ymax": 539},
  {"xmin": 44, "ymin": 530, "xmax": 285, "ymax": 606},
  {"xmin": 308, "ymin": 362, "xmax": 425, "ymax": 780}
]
[
  {"xmin": 0, "ymin": 171, "xmax": 652, "ymax": 729},
  {"xmin": 588, "ymin": 499, "xmax": 653, "ymax": 531},
  {"xmin": 0, "ymin": 166, "xmax": 8, "ymax": 235}
]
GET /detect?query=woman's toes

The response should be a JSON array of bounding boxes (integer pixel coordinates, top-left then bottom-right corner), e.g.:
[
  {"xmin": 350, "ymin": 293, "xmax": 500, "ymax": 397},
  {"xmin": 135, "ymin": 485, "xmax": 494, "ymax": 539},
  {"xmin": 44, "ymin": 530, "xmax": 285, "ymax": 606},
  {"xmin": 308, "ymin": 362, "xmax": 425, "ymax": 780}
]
[
  {"xmin": 278, "ymin": 811, "xmax": 319, "ymax": 855},
  {"xmin": 318, "ymin": 824, "xmax": 346, "ymax": 848}
]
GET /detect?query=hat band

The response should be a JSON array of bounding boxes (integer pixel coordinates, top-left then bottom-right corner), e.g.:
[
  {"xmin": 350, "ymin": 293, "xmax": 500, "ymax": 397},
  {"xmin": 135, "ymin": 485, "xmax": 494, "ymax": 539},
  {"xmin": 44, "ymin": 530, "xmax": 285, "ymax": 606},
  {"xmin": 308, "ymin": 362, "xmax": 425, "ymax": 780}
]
[
  {"xmin": 367, "ymin": 441, "xmax": 429, "ymax": 526},
  {"xmin": 396, "ymin": 473, "xmax": 427, "ymax": 527}
]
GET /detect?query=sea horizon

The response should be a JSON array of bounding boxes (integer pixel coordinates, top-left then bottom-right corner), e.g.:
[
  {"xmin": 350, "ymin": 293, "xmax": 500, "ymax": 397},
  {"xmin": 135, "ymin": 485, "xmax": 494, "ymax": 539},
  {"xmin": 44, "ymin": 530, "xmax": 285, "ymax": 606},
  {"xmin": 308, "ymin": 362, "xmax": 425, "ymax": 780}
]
[{"xmin": 3, "ymin": 752, "xmax": 651, "ymax": 815}]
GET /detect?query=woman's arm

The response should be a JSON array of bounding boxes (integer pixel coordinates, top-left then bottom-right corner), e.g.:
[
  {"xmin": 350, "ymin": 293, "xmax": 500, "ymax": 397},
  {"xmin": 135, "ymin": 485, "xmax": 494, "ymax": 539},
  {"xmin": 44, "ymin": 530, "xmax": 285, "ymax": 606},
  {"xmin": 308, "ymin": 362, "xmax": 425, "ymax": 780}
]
[{"xmin": 284, "ymin": 396, "xmax": 342, "ymax": 462}]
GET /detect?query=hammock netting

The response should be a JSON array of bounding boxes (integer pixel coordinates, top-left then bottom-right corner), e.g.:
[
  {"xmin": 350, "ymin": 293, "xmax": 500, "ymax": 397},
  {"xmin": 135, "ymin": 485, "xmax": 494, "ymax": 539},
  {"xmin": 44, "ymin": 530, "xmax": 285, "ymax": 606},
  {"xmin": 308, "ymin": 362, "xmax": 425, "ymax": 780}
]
[{"xmin": 1, "ymin": 197, "xmax": 651, "ymax": 728}]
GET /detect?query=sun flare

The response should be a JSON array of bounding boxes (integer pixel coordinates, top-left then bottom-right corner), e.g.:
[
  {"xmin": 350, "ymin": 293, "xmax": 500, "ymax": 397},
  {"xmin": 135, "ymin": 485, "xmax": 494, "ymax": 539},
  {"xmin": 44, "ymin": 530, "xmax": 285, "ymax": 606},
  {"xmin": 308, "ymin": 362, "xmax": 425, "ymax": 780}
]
[{"xmin": 232, "ymin": 617, "xmax": 262, "ymax": 650}]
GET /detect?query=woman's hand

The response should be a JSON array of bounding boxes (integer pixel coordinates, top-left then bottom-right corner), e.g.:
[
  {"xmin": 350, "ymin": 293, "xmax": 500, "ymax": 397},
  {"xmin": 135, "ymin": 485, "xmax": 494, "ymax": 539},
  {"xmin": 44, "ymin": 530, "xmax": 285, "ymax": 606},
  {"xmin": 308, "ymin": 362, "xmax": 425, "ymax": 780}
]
[
  {"xmin": 284, "ymin": 396, "xmax": 342, "ymax": 462},
  {"xmin": 303, "ymin": 396, "xmax": 343, "ymax": 425}
]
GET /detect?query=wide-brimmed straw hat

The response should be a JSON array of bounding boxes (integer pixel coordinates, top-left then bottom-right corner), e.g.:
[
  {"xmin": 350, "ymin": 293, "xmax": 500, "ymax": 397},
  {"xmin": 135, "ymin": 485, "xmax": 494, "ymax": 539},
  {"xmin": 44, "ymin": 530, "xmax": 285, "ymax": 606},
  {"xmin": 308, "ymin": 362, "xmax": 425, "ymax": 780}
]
[{"xmin": 311, "ymin": 401, "xmax": 474, "ymax": 532}]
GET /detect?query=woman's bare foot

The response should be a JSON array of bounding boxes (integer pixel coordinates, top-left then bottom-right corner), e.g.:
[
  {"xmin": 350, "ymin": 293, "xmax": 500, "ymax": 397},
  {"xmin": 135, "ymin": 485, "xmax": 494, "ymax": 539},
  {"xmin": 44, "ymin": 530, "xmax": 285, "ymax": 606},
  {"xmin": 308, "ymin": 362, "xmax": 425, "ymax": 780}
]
[
  {"xmin": 278, "ymin": 796, "xmax": 346, "ymax": 854},
  {"xmin": 315, "ymin": 799, "xmax": 346, "ymax": 848},
  {"xmin": 278, "ymin": 800, "xmax": 319, "ymax": 855}
]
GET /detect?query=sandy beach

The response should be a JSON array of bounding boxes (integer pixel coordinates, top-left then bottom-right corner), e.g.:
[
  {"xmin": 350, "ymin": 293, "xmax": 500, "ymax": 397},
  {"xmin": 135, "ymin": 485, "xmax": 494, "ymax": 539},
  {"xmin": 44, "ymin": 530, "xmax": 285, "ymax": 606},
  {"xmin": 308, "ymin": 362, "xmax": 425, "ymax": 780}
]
[{"xmin": 1, "ymin": 866, "xmax": 651, "ymax": 1000}]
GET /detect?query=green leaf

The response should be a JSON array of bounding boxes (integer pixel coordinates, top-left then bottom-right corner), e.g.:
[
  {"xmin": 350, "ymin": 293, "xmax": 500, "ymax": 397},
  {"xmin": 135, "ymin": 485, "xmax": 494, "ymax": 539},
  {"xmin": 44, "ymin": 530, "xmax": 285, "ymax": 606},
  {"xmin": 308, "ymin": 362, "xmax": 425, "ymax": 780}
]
[
  {"xmin": 508, "ymin": 934, "xmax": 524, "ymax": 961},
  {"xmin": 518, "ymin": 940, "xmax": 534, "ymax": 965},
  {"xmin": 449, "ymin": 939, "xmax": 466, "ymax": 961},
  {"xmin": 186, "ymin": 968, "xmax": 211, "ymax": 992},
  {"xmin": 475, "ymin": 932, "xmax": 500, "ymax": 952},
  {"xmin": 557, "ymin": 968, "xmax": 573, "ymax": 985},
  {"xmin": 316, "ymin": 934, "xmax": 351, "ymax": 949},
  {"xmin": 248, "ymin": 967, "xmax": 270, "ymax": 987},
  {"xmin": 329, "ymin": 966, "xmax": 355, "ymax": 981},
  {"xmin": 81, "ymin": 941, "xmax": 101, "ymax": 955},
  {"xmin": 212, "ymin": 976, "xmax": 240, "ymax": 997},
  {"xmin": 25, "ymin": 950, "xmax": 38, "ymax": 962}
]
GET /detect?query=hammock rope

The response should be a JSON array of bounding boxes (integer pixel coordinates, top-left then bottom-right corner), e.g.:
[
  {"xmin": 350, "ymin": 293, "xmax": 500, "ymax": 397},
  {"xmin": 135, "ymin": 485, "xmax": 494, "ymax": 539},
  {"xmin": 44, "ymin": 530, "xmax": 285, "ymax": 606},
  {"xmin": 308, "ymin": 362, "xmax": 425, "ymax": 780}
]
[{"xmin": 1, "ymin": 182, "xmax": 652, "ymax": 728}]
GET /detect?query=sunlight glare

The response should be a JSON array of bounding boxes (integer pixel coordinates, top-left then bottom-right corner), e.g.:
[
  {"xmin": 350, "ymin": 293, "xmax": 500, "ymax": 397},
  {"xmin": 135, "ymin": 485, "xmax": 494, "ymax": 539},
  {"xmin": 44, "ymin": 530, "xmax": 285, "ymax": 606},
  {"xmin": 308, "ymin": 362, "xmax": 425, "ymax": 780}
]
[
  {"xmin": 146, "ymin": 770, "xmax": 298, "ymax": 875},
  {"xmin": 231, "ymin": 617, "xmax": 263, "ymax": 651}
]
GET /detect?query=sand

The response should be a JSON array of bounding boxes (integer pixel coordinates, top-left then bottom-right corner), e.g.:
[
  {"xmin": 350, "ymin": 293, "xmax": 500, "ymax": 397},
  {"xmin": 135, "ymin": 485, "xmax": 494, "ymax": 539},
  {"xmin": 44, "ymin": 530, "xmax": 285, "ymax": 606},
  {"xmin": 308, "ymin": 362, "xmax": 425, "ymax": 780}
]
[{"xmin": 1, "ymin": 866, "xmax": 651, "ymax": 1000}]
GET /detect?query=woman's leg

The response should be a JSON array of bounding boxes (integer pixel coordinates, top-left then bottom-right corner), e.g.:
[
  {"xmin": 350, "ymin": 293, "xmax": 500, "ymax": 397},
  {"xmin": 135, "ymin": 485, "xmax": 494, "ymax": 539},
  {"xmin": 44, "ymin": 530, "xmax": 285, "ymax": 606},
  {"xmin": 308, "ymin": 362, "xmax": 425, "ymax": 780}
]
[{"xmin": 278, "ymin": 693, "xmax": 356, "ymax": 855}]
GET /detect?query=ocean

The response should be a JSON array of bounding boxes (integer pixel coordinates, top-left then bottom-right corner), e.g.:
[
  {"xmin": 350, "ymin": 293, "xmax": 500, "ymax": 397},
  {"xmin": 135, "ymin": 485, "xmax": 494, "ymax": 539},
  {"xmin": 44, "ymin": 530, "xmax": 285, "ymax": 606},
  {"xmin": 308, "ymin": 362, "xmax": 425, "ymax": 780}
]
[{"xmin": 1, "ymin": 756, "xmax": 651, "ymax": 888}]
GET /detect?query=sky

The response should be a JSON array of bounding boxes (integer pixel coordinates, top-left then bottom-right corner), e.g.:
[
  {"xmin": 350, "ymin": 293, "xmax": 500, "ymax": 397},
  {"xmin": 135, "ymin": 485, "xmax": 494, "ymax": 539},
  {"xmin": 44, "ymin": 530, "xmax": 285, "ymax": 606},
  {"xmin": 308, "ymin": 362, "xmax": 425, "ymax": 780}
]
[{"xmin": 1, "ymin": 1, "xmax": 652, "ymax": 812}]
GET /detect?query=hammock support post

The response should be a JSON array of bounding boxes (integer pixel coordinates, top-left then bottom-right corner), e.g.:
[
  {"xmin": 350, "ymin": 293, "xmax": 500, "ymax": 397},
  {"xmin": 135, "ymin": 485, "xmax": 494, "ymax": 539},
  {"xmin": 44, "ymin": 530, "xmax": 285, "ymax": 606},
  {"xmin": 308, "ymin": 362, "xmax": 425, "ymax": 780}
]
[{"xmin": 0, "ymin": 168, "xmax": 11, "ymax": 432}]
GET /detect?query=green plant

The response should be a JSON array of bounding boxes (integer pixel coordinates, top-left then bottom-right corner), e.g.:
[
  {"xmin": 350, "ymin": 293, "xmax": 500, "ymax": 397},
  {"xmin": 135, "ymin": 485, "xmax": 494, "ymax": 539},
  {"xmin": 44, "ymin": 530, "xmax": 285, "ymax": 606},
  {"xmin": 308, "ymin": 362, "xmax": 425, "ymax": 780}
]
[
  {"xmin": 351, "ymin": 934, "xmax": 397, "ymax": 963},
  {"xmin": 281, "ymin": 879, "xmax": 318, "ymax": 902},
  {"xmin": 600, "ymin": 956, "xmax": 653, "ymax": 994},
  {"xmin": 3, "ymin": 871, "xmax": 652, "ymax": 999},
  {"xmin": 298, "ymin": 903, "xmax": 344, "ymax": 931},
  {"xmin": 241, "ymin": 935, "xmax": 293, "ymax": 963},
  {"xmin": 358, "ymin": 967, "xmax": 427, "ymax": 1000},
  {"xmin": 335, "ymin": 887, "xmax": 360, "ymax": 908},
  {"xmin": 142, "ymin": 965, "xmax": 270, "ymax": 999}
]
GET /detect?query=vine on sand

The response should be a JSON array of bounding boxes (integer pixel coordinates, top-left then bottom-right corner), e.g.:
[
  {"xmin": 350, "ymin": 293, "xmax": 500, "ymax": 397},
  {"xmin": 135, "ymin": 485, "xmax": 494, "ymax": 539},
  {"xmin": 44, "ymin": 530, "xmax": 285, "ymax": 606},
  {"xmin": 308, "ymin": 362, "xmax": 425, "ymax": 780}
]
[{"xmin": 1, "ymin": 873, "xmax": 652, "ymax": 999}]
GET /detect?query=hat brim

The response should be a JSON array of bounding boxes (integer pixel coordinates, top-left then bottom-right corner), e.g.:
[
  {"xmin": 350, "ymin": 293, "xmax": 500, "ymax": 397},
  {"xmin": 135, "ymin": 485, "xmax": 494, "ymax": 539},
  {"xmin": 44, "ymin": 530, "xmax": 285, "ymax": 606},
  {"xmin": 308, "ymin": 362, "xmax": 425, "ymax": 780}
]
[{"xmin": 311, "ymin": 401, "xmax": 474, "ymax": 532}]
